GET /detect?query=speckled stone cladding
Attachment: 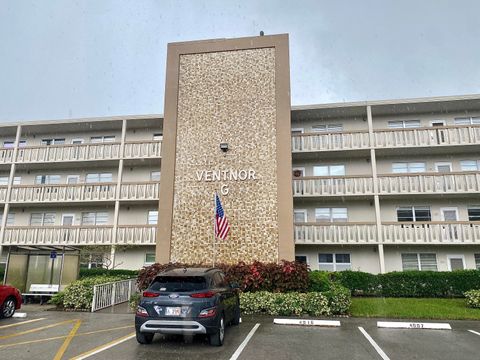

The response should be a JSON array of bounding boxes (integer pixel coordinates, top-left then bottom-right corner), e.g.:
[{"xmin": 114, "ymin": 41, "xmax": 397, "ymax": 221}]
[{"xmin": 170, "ymin": 47, "xmax": 279, "ymax": 264}]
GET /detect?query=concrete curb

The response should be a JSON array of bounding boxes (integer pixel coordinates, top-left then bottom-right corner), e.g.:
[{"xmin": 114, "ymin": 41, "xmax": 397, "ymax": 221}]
[
  {"xmin": 377, "ymin": 321, "xmax": 451, "ymax": 330},
  {"xmin": 273, "ymin": 318, "xmax": 341, "ymax": 327}
]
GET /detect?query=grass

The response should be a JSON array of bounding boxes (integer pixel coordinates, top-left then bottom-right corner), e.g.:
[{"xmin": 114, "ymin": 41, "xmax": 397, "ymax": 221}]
[{"xmin": 350, "ymin": 297, "xmax": 480, "ymax": 320}]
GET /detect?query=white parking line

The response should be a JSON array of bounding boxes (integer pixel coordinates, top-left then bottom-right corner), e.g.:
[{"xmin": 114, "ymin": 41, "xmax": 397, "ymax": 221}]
[
  {"xmin": 229, "ymin": 323, "xmax": 260, "ymax": 360},
  {"xmin": 358, "ymin": 327, "xmax": 390, "ymax": 360},
  {"xmin": 0, "ymin": 318, "xmax": 45, "ymax": 329},
  {"xmin": 468, "ymin": 330, "xmax": 480, "ymax": 336}
]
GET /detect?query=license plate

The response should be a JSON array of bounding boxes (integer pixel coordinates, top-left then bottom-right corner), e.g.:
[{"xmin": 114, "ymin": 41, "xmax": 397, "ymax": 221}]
[{"xmin": 165, "ymin": 307, "xmax": 182, "ymax": 316}]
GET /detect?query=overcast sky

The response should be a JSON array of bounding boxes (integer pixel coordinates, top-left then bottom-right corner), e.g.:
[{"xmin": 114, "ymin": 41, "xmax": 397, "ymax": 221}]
[{"xmin": 1, "ymin": 0, "xmax": 480, "ymax": 122}]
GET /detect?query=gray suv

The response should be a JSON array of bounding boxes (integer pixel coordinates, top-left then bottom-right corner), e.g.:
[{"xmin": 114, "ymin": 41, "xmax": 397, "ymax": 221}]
[{"xmin": 135, "ymin": 267, "xmax": 241, "ymax": 346}]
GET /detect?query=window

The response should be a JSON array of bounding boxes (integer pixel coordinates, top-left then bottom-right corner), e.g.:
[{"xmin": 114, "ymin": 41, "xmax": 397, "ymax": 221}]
[
  {"xmin": 0, "ymin": 213, "xmax": 15, "ymax": 226},
  {"xmin": 318, "ymin": 253, "xmax": 351, "ymax": 271},
  {"xmin": 294, "ymin": 209, "xmax": 307, "ymax": 223},
  {"xmin": 312, "ymin": 124, "xmax": 343, "ymax": 132},
  {"xmin": 475, "ymin": 254, "xmax": 480, "ymax": 270},
  {"xmin": 401, "ymin": 253, "xmax": 437, "ymax": 271},
  {"xmin": 90, "ymin": 135, "xmax": 115, "ymax": 143},
  {"xmin": 291, "ymin": 128, "xmax": 304, "ymax": 135},
  {"xmin": 388, "ymin": 120, "xmax": 421, "ymax": 129},
  {"xmin": 41, "ymin": 138, "xmax": 65, "ymax": 145},
  {"xmin": 315, "ymin": 208, "xmax": 348, "ymax": 222},
  {"xmin": 81, "ymin": 212, "xmax": 108, "ymax": 225},
  {"xmin": 35, "ymin": 175, "xmax": 61, "ymax": 185},
  {"xmin": 397, "ymin": 206, "xmax": 431, "ymax": 222},
  {"xmin": 0, "ymin": 176, "xmax": 21, "ymax": 185},
  {"xmin": 71, "ymin": 138, "xmax": 84, "ymax": 144},
  {"xmin": 145, "ymin": 253, "xmax": 156, "ymax": 264},
  {"xmin": 468, "ymin": 207, "xmax": 480, "ymax": 221},
  {"xmin": 454, "ymin": 117, "xmax": 480, "ymax": 125},
  {"xmin": 3, "ymin": 140, "xmax": 26, "ymax": 148},
  {"xmin": 313, "ymin": 165, "xmax": 345, "ymax": 176},
  {"xmin": 86, "ymin": 173, "xmax": 113, "ymax": 183},
  {"xmin": 150, "ymin": 171, "xmax": 161, "ymax": 181},
  {"xmin": 148, "ymin": 210, "xmax": 158, "ymax": 225},
  {"xmin": 153, "ymin": 133, "xmax": 163, "ymax": 141},
  {"xmin": 30, "ymin": 212, "xmax": 56, "ymax": 226},
  {"xmin": 447, "ymin": 255, "xmax": 465, "ymax": 271},
  {"xmin": 460, "ymin": 160, "xmax": 479, "ymax": 171},
  {"xmin": 392, "ymin": 162, "xmax": 426, "ymax": 173},
  {"xmin": 295, "ymin": 255, "xmax": 307, "ymax": 264}
]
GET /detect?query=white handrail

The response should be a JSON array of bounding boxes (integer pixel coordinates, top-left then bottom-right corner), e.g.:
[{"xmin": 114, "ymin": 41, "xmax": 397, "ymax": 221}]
[{"xmin": 91, "ymin": 278, "xmax": 137, "ymax": 312}]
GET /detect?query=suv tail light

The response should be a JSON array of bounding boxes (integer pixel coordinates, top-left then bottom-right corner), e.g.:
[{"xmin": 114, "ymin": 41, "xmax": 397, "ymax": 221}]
[
  {"xmin": 136, "ymin": 306, "xmax": 149, "ymax": 317},
  {"xmin": 142, "ymin": 291, "xmax": 159, "ymax": 297},
  {"xmin": 199, "ymin": 307, "xmax": 217, "ymax": 318},
  {"xmin": 190, "ymin": 291, "xmax": 216, "ymax": 298}
]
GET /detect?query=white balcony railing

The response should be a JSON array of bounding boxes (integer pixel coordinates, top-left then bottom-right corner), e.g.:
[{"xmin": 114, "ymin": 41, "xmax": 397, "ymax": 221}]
[
  {"xmin": 293, "ymin": 176, "xmax": 374, "ymax": 196},
  {"xmin": 0, "ymin": 148, "xmax": 14, "ymax": 163},
  {"xmin": 120, "ymin": 182, "xmax": 159, "ymax": 200},
  {"xmin": 294, "ymin": 223, "xmax": 378, "ymax": 244},
  {"xmin": 378, "ymin": 172, "xmax": 480, "ymax": 195},
  {"xmin": 123, "ymin": 141, "xmax": 161, "ymax": 159},
  {"xmin": 382, "ymin": 222, "xmax": 480, "ymax": 244},
  {"xmin": 16, "ymin": 143, "xmax": 122, "ymax": 163},
  {"xmin": 2, "ymin": 225, "xmax": 156, "ymax": 246},
  {"xmin": 292, "ymin": 131, "xmax": 370, "ymax": 152},
  {"xmin": 0, "ymin": 186, "xmax": 7, "ymax": 202},
  {"xmin": 374, "ymin": 125, "xmax": 480, "ymax": 149},
  {"xmin": 10, "ymin": 184, "xmax": 116, "ymax": 203}
]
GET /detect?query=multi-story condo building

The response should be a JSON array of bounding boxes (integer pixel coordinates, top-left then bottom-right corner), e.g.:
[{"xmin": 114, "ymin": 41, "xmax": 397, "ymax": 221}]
[{"xmin": 1, "ymin": 94, "xmax": 480, "ymax": 274}]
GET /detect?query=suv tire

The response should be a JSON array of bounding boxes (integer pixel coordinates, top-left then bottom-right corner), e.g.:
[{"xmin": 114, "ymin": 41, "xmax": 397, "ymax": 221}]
[
  {"xmin": 136, "ymin": 330, "xmax": 154, "ymax": 344},
  {"xmin": 231, "ymin": 301, "xmax": 241, "ymax": 326},
  {"xmin": 209, "ymin": 314, "xmax": 225, "ymax": 346}
]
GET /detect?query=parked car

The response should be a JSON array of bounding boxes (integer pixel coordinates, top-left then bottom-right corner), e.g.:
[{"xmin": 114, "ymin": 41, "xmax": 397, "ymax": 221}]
[
  {"xmin": 135, "ymin": 267, "xmax": 241, "ymax": 346},
  {"xmin": 0, "ymin": 285, "xmax": 22, "ymax": 319}
]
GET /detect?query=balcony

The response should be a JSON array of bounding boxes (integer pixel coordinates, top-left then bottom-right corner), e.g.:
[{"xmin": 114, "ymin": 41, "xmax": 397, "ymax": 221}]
[
  {"xmin": 123, "ymin": 141, "xmax": 161, "ymax": 159},
  {"xmin": 0, "ymin": 148, "xmax": 14, "ymax": 164},
  {"xmin": 378, "ymin": 172, "xmax": 480, "ymax": 195},
  {"xmin": 374, "ymin": 125, "xmax": 480, "ymax": 149},
  {"xmin": 9, "ymin": 182, "xmax": 159, "ymax": 203},
  {"xmin": 294, "ymin": 223, "xmax": 378, "ymax": 244},
  {"xmin": 292, "ymin": 131, "xmax": 370, "ymax": 152},
  {"xmin": 0, "ymin": 186, "xmax": 6, "ymax": 202},
  {"xmin": 293, "ymin": 176, "xmax": 374, "ymax": 197},
  {"xmin": 382, "ymin": 222, "xmax": 480, "ymax": 244},
  {"xmin": 16, "ymin": 143, "xmax": 122, "ymax": 163},
  {"xmin": 2, "ymin": 225, "xmax": 156, "ymax": 246}
]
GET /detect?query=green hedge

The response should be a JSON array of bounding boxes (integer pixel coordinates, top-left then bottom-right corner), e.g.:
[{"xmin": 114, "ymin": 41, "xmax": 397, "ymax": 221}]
[
  {"xmin": 79, "ymin": 268, "xmax": 139, "ymax": 279},
  {"xmin": 465, "ymin": 290, "xmax": 480, "ymax": 308},
  {"xmin": 240, "ymin": 286, "xmax": 351, "ymax": 316},
  {"xmin": 324, "ymin": 270, "xmax": 480, "ymax": 298}
]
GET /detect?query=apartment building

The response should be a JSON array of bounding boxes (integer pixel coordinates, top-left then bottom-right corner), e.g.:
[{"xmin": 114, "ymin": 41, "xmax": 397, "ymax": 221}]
[
  {"xmin": 0, "ymin": 115, "xmax": 162, "ymax": 273},
  {"xmin": 1, "ymin": 95, "xmax": 480, "ymax": 274}
]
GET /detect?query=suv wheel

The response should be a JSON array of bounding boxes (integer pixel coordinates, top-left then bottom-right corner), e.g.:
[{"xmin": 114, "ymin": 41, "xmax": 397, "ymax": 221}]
[
  {"xmin": 136, "ymin": 330, "xmax": 154, "ymax": 344},
  {"xmin": 209, "ymin": 314, "xmax": 225, "ymax": 346},
  {"xmin": 0, "ymin": 297, "xmax": 16, "ymax": 319},
  {"xmin": 232, "ymin": 301, "xmax": 241, "ymax": 326}
]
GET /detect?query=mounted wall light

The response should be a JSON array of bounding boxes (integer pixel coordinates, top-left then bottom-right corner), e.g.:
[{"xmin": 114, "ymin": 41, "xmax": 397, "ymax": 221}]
[{"xmin": 220, "ymin": 143, "xmax": 229, "ymax": 152}]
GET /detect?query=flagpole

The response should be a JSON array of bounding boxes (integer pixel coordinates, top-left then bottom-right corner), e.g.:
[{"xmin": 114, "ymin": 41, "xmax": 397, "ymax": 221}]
[{"xmin": 213, "ymin": 191, "xmax": 217, "ymax": 267}]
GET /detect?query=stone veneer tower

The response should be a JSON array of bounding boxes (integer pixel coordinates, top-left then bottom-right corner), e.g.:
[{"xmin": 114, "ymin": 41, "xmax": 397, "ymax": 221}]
[{"xmin": 157, "ymin": 34, "xmax": 294, "ymax": 264}]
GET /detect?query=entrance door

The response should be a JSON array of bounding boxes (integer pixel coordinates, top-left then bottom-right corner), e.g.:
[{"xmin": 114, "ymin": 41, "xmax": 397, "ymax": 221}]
[
  {"xmin": 447, "ymin": 255, "xmax": 465, "ymax": 271},
  {"xmin": 441, "ymin": 208, "xmax": 459, "ymax": 241},
  {"xmin": 61, "ymin": 214, "xmax": 75, "ymax": 243},
  {"xmin": 431, "ymin": 120, "xmax": 446, "ymax": 144},
  {"xmin": 62, "ymin": 214, "xmax": 75, "ymax": 226},
  {"xmin": 291, "ymin": 128, "xmax": 304, "ymax": 151}
]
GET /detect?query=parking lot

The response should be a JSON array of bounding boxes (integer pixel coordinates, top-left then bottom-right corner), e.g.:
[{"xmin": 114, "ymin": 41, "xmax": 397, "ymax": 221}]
[{"xmin": 0, "ymin": 307, "xmax": 479, "ymax": 359}]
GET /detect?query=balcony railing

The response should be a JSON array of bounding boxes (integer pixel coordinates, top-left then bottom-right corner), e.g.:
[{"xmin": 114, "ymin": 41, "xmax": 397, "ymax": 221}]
[
  {"xmin": 120, "ymin": 182, "xmax": 159, "ymax": 200},
  {"xmin": 0, "ymin": 186, "xmax": 6, "ymax": 202},
  {"xmin": 378, "ymin": 172, "xmax": 480, "ymax": 195},
  {"xmin": 124, "ymin": 141, "xmax": 161, "ymax": 158},
  {"xmin": 293, "ymin": 176, "xmax": 374, "ymax": 196},
  {"xmin": 374, "ymin": 125, "xmax": 480, "ymax": 149},
  {"xmin": 0, "ymin": 148, "xmax": 14, "ymax": 163},
  {"xmin": 294, "ymin": 223, "xmax": 378, "ymax": 244},
  {"xmin": 2, "ymin": 225, "xmax": 156, "ymax": 246},
  {"xmin": 16, "ymin": 143, "xmax": 122, "ymax": 163},
  {"xmin": 292, "ymin": 131, "xmax": 370, "ymax": 152},
  {"xmin": 382, "ymin": 222, "xmax": 480, "ymax": 244}
]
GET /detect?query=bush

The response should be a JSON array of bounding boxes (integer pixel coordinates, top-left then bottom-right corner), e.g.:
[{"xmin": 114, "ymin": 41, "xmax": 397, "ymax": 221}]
[
  {"xmin": 308, "ymin": 271, "xmax": 334, "ymax": 292},
  {"xmin": 465, "ymin": 290, "xmax": 480, "ymax": 308},
  {"xmin": 136, "ymin": 261, "xmax": 309, "ymax": 293},
  {"xmin": 324, "ymin": 284, "xmax": 352, "ymax": 314},
  {"xmin": 129, "ymin": 293, "xmax": 141, "ymax": 311},
  {"xmin": 239, "ymin": 290, "xmax": 350, "ymax": 316},
  {"xmin": 56, "ymin": 275, "xmax": 134, "ymax": 310},
  {"xmin": 79, "ymin": 268, "xmax": 139, "ymax": 279},
  {"xmin": 334, "ymin": 270, "xmax": 480, "ymax": 298}
]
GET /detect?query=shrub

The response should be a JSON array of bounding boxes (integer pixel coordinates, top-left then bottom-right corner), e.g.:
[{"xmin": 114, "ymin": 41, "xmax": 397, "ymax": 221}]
[
  {"xmin": 239, "ymin": 291, "xmax": 343, "ymax": 316},
  {"xmin": 79, "ymin": 268, "xmax": 139, "ymax": 279},
  {"xmin": 129, "ymin": 293, "xmax": 141, "ymax": 311},
  {"xmin": 308, "ymin": 271, "xmax": 334, "ymax": 292},
  {"xmin": 136, "ymin": 261, "xmax": 309, "ymax": 293},
  {"xmin": 48, "ymin": 291, "xmax": 65, "ymax": 307},
  {"xmin": 465, "ymin": 290, "xmax": 480, "ymax": 308},
  {"xmin": 324, "ymin": 284, "xmax": 352, "ymax": 314},
  {"xmin": 58, "ymin": 275, "xmax": 134, "ymax": 310},
  {"xmin": 334, "ymin": 270, "xmax": 480, "ymax": 298}
]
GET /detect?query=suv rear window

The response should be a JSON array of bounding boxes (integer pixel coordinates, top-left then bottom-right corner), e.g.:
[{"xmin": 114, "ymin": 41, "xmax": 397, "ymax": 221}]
[{"xmin": 150, "ymin": 276, "xmax": 207, "ymax": 292}]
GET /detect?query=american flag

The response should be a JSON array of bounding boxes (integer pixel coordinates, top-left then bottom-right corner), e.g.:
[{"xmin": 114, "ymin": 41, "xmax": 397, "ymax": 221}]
[{"xmin": 214, "ymin": 193, "xmax": 230, "ymax": 240}]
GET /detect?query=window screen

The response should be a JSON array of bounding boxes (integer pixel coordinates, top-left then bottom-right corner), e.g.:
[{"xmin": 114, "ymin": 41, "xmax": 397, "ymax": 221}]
[{"xmin": 468, "ymin": 208, "xmax": 480, "ymax": 221}]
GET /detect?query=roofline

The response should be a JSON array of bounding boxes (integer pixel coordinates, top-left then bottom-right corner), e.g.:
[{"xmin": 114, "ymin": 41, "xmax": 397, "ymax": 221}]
[
  {"xmin": 0, "ymin": 113, "xmax": 164, "ymax": 128},
  {"xmin": 291, "ymin": 93, "xmax": 480, "ymax": 111}
]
